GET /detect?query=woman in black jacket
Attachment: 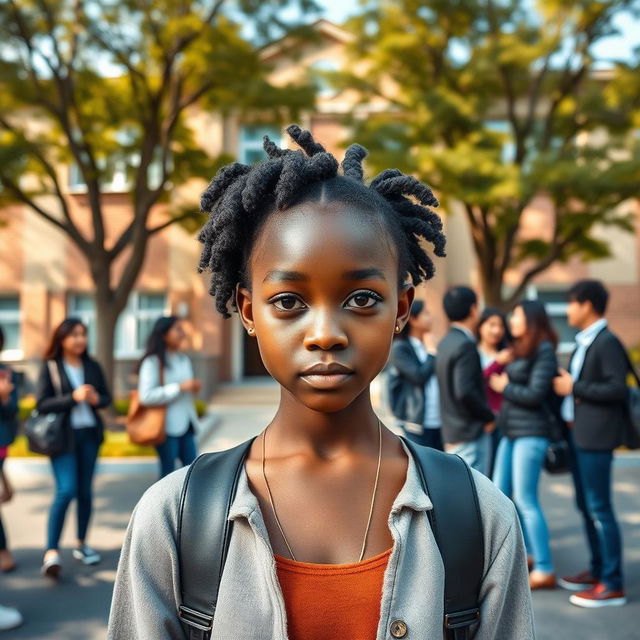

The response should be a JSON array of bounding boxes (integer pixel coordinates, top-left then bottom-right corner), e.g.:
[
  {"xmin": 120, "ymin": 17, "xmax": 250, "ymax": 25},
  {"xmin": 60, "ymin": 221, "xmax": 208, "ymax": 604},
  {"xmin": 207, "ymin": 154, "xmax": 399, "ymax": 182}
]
[
  {"xmin": 489, "ymin": 300, "xmax": 559, "ymax": 590},
  {"xmin": 387, "ymin": 300, "xmax": 442, "ymax": 450},
  {"xmin": 36, "ymin": 318, "xmax": 112, "ymax": 580}
]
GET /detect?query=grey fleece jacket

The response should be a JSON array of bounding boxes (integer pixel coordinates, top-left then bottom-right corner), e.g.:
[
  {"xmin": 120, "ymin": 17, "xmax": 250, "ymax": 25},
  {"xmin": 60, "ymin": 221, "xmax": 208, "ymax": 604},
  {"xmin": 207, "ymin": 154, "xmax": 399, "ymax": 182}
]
[{"xmin": 108, "ymin": 443, "xmax": 535, "ymax": 639}]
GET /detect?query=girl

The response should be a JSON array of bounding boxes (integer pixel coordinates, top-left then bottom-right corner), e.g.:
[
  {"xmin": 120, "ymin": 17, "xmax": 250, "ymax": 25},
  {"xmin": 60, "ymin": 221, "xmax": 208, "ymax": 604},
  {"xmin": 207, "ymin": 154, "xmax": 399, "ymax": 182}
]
[
  {"xmin": 109, "ymin": 126, "xmax": 534, "ymax": 639},
  {"xmin": 489, "ymin": 301, "xmax": 559, "ymax": 590},
  {"xmin": 388, "ymin": 300, "xmax": 443, "ymax": 450},
  {"xmin": 37, "ymin": 318, "xmax": 112, "ymax": 579},
  {"xmin": 137, "ymin": 316, "xmax": 202, "ymax": 478},
  {"xmin": 0, "ymin": 326, "xmax": 19, "ymax": 573}
]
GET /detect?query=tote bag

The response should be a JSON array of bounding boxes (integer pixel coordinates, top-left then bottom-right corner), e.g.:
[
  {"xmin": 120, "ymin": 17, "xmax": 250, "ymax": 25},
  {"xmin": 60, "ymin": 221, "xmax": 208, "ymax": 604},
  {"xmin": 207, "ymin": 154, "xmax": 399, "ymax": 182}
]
[
  {"xmin": 126, "ymin": 363, "xmax": 167, "ymax": 446},
  {"xmin": 25, "ymin": 361, "xmax": 68, "ymax": 456}
]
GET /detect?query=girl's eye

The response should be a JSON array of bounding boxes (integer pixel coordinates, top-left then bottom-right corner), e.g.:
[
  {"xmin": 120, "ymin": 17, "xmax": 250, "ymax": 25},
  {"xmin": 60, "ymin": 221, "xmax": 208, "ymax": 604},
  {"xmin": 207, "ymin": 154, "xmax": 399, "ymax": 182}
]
[
  {"xmin": 271, "ymin": 295, "xmax": 306, "ymax": 312},
  {"xmin": 345, "ymin": 291, "xmax": 383, "ymax": 310}
]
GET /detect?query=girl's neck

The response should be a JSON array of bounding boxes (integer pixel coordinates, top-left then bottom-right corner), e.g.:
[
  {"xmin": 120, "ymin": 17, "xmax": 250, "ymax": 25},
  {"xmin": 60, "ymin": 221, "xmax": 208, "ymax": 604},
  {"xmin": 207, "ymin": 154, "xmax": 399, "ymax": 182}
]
[
  {"xmin": 479, "ymin": 341, "xmax": 498, "ymax": 356},
  {"xmin": 268, "ymin": 389, "xmax": 381, "ymax": 459},
  {"xmin": 408, "ymin": 329, "xmax": 424, "ymax": 342},
  {"xmin": 63, "ymin": 352, "xmax": 83, "ymax": 366}
]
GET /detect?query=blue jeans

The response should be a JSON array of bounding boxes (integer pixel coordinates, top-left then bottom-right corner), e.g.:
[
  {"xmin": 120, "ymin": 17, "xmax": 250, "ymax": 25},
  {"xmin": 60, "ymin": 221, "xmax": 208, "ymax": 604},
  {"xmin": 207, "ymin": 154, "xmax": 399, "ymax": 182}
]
[
  {"xmin": 493, "ymin": 436, "xmax": 553, "ymax": 573},
  {"xmin": 567, "ymin": 432, "xmax": 602, "ymax": 579},
  {"xmin": 47, "ymin": 428, "xmax": 100, "ymax": 550},
  {"xmin": 403, "ymin": 427, "xmax": 443, "ymax": 451},
  {"xmin": 156, "ymin": 430, "xmax": 197, "ymax": 478},
  {"xmin": 448, "ymin": 433, "xmax": 492, "ymax": 476},
  {"xmin": 574, "ymin": 446, "xmax": 623, "ymax": 591}
]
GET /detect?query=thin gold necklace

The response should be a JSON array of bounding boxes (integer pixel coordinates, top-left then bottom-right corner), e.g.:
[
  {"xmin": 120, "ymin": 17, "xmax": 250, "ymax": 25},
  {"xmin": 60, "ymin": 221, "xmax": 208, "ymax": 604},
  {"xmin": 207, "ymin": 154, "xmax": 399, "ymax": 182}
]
[{"xmin": 261, "ymin": 418, "xmax": 383, "ymax": 563}]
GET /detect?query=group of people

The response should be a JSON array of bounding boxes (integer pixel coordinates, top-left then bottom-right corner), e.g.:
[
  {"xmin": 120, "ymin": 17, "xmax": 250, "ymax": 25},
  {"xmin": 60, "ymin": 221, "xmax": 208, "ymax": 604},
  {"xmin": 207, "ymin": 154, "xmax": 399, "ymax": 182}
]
[
  {"xmin": 0, "ymin": 315, "xmax": 202, "ymax": 630},
  {"xmin": 388, "ymin": 279, "xmax": 632, "ymax": 608}
]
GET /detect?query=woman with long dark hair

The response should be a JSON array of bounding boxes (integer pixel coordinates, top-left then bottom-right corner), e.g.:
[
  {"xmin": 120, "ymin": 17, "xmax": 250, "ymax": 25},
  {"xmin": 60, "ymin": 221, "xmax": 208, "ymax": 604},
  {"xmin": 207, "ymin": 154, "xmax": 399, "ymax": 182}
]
[
  {"xmin": 387, "ymin": 300, "xmax": 443, "ymax": 450},
  {"xmin": 489, "ymin": 300, "xmax": 559, "ymax": 590},
  {"xmin": 37, "ymin": 318, "xmax": 112, "ymax": 579},
  {"xmin": 0, "ymin": 326, "xmax": 19, "ymax": 573},
  {"xmin": 137, "ymin": 317, "xmax": 202, "ymax": 478}
]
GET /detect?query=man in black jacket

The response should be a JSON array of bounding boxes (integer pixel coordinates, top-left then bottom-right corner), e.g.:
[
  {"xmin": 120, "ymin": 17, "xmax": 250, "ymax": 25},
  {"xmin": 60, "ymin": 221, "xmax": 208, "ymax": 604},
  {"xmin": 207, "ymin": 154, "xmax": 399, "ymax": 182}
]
[
  {"xmin": 436, "ymin": 287, "xmax": 495, "ymax": 475},
  {"xmin": 553, "ymin": 279, "xmax": 629, "ymax": 608}
]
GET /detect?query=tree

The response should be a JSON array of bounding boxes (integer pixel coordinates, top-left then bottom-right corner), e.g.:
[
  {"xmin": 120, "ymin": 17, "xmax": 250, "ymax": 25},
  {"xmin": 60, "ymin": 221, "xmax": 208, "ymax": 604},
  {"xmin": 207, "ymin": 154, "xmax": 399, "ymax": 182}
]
[
  {"xmin": 341, "ymin": 0, "xmax": 640, "ymax": 308},
  {"xmin": 0, "ymin": 0, "xmax": 316, "ymax": 386}
]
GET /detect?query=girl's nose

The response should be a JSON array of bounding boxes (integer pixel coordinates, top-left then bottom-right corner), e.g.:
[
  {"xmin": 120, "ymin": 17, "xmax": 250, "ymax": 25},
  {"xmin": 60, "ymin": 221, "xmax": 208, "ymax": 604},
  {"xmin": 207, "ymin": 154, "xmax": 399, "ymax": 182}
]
[{"xmin": 303, "ymin": 309, "xmax": 348, "ymax": 351}]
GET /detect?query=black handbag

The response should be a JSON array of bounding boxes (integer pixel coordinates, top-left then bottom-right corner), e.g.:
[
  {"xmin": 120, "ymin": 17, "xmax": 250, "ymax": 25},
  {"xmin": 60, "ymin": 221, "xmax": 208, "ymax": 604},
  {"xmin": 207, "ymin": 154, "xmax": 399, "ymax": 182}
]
[
  {"xmin": 25, "ymin": 361, "xmax": 68, "ymax": 456},
  {"xmin": 543, "ymin": 399, "xmax": 571, "ymax": 474}
]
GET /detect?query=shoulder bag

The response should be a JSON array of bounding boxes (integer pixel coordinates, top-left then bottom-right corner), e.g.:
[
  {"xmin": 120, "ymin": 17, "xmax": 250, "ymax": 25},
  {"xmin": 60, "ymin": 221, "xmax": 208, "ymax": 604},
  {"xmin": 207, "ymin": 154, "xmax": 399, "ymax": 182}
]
[
  {"xmin": 126, "ymin": 362, "xmax": 167, "ymax": 446},
  {"xmin": 25, "ymin": 361, "xmax": 69, "ymax": 456}
]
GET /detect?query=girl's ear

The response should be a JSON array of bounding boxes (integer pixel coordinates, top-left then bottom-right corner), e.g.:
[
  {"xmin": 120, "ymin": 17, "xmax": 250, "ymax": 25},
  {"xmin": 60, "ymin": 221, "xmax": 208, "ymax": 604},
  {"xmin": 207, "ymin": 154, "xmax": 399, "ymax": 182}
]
[
  {"xmin": 236, "ymin": 285, "xmax": 255, "ymax": 334},
  {"xmin": 395, "ymin": 284, "xmax": 415, "ymax": 333}
]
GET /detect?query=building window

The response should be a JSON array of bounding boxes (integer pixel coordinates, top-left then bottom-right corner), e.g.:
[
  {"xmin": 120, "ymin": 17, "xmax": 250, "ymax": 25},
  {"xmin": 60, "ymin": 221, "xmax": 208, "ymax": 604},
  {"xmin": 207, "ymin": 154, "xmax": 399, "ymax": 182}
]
[
  {"xmin": 527, "ymin": 287, "xmax": 577, "ymax": 352},
  {"xmin": 239, "ymin": 125, "xmax": 283, "ymax": 165},
  {"xmin": 310, "ymin": 59, "xmax": 339, "ymax": 98},
  {"xmin": 68, "ymin": 292, "xmax": 168, "ymax": 357},
  {"xmin": 0, "ymin": 296, "xmax": 21, "ymax": 358}
]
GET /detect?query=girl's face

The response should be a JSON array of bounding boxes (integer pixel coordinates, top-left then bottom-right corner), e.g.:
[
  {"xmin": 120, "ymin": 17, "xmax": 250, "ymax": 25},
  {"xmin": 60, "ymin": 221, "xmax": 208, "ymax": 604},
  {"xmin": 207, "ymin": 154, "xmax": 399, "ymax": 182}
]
[
  {"xmin": 479, "ymin": 315, "xmax": 505, "ymax": 347},
  {"xmin": 509, "ymin": 306, "xmax": 527, "ymax": 339},
  {"xmin": 164, "ymin": 321, "xmax": 186, "ymax": 351},
  {"xmin": 61, "ymin": 324, "xmax": 88, "ymax": 357},
  {"xmin": 237, "ymin": 202, "xmax": 413, "ymax": 413}
]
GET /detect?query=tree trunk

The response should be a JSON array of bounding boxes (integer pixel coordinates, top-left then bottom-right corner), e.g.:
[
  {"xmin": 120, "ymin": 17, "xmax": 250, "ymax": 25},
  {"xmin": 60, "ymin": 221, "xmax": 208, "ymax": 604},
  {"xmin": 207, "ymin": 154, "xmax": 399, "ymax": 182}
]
[{"xmin": 94, "ymin": 289, "xmax": 121, "ymax": 396}]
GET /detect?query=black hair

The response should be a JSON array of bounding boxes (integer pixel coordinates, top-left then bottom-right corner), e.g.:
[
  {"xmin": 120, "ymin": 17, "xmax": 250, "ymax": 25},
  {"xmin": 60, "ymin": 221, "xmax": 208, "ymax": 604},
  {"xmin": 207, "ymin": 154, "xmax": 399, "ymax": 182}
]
[
  {"xmin": 136, "ymin": 316, "xmax": 180, "ymax": 372},
  {"xmin": 513, "ymin": 300, "xmax": 558, "ymax": 358},
  {"xmin": 443, "ymin": 286, "xmax": 477, "ymax": 322},
  {"xmin": 44, "ymin": 318, "xmax": 88, "ymax": 361},
  {"xmin": 476, "ymin": 307, "xmax": 511, "ymax": 349},
  {"xmin": 567, "ymin": 279, "xmax": 609, "ymax": 316},
  {"xmin": 197, "ymin": 125, "xmax": 446, "ymax": 317},
  {"xmin": 397, "ymin": 299, "xmax": 425, "ymax": 340}
]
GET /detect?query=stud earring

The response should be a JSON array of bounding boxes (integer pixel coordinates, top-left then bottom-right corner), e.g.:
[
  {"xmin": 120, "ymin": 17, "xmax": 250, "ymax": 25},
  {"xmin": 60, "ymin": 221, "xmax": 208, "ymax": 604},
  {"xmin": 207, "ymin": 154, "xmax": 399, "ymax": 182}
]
[
  {"xmin": 247, "ymin": 327, "xmax": 255, "ymax": 336},
  {"xmin": 395, "ymin": 325, "xmax": 401, "ymax": 334}
]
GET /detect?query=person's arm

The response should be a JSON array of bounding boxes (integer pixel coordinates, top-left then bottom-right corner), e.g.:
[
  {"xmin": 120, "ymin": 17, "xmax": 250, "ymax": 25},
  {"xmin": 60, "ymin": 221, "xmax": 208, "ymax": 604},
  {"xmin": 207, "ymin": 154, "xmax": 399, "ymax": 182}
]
[
  {"xmin": 482, "ymin": 360, "xmax": 504, "ymax": 382},
  {"xmin": 108, "ymin": 469, "xmax": 188, "ymax": 639},
  {"xmin": 472, "ymin": 472, "xmax": 535, "ymax": 640},
  {"xmin": 138, "ymin": 356, "xmax": 181, "ymax": 406},
  {"xmin": 91, "ymin": 360, "xmax": 113, "ymax": 409},
  {"xmin": 36, "ymin": 362, "xmax": 77, "ymax": 414},
  {"xmin": 573, "ymin": 337, "xmax": 629, "ymax": 403},
  {"xmin": 389, "ymin": 341, "xmax": 435, "ymax": 386},
  {"xmin": 502, "ymin": 343, "xmax": 556, "ymax": 408},
  {"xmin": 452, "ymin": 343, "xmax": 494, "ymax": 423},
  {"xmin": 0, "ymin": 370, "xmax": 18, "ymax": 421}
]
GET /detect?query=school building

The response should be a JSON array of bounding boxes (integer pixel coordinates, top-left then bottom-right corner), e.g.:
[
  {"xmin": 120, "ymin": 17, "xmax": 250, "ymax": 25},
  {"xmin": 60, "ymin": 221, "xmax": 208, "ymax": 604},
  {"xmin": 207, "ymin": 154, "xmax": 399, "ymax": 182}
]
[{"xmin": 1, "ymin": 20, "xmax": 638, "ymax": 397}]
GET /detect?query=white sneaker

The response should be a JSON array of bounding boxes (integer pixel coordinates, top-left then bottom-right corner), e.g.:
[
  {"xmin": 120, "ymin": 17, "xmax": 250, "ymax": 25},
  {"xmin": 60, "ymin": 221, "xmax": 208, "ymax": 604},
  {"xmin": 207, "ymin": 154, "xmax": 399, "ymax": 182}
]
[
  {"xmin": 41, "ymin": 551, "xmax": 62, "ymax": 579},
  {"xmin": 72, "ymin": 545, "xmax": 101, "ymax": 566},
  {"xmin": 0, "ymin": 604, "xmax": 23, "ymax": 631}
]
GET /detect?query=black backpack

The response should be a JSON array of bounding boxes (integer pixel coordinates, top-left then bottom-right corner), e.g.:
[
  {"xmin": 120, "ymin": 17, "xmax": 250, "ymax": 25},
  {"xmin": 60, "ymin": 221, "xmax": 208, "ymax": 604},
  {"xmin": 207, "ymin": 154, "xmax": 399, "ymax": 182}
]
[{"xmin": 177, "ymin": 437, "xmax": 483, "ymax": 640}]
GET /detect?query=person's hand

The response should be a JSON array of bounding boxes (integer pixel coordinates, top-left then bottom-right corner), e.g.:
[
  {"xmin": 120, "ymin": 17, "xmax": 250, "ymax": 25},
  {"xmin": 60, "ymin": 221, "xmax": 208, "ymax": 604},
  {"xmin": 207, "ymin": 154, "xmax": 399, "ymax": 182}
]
[
  {"xmin": 0, "ymin": 377, "xmax": 14, "ymax": 402},
  {"xmin": 180, "ymin": 379, "xmax": 202, "ymax": 393},
  {"xmin": 484, "ymin": 421, "xmax": 496, "ymax": 434},
  {"xmin": 72, "ymin": 384, "xmax": 95, "ymax": 403},
  {"xmin": 489, "ymin": 372, "xmax": 509, "ymax": 393},
  {"xmin": 553, "ymin": 369, "xmax": 573, "ymax": 397},
  {"xmin": 553, "ymin": 369, "xmax": 574, "ymax": 396},
  {"xmin": 495, "ymin": 348, "xmax": 514, "ymax": 366},
  {"xmin": 86, "ymin": 388, "xmax": 100, "ymax": 406}
]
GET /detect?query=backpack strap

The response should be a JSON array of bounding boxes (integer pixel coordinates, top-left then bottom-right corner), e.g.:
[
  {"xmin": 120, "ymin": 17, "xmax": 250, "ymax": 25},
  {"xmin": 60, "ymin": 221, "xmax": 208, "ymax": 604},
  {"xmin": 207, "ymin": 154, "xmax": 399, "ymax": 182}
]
[
  {"xmin": 177, "ymin": 438, "xmax": 255, "ymax": 640},
  {"xmin": 402, "ymin": 437, "xmax": 484, "ymax": 640}
]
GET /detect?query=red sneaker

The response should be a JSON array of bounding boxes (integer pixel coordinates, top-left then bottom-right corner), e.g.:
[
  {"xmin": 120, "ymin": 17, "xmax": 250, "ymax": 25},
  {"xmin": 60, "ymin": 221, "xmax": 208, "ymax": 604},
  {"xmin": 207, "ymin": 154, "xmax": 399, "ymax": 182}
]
[
  {"xmin": 557, "ymin": 570, "xmax": 598, "ymax": 591},
  {"xmin": 570, "ymin": 582, "xmax": 627, "ymax": 608}
]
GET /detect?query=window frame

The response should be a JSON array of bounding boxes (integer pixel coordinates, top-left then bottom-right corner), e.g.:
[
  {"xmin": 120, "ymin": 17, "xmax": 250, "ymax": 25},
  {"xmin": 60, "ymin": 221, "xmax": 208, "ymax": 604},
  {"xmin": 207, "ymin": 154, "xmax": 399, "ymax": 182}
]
[
  {"xmin": 0, "ymin": 294, "xmax": 22, "ymax": 361},
  {"xmin": 526, "ymin": 284, "xmax": 576, "ymax": 353},
  {"xmin": 239, "ymin": 125, "xmax": 284, "ymax": 166}
]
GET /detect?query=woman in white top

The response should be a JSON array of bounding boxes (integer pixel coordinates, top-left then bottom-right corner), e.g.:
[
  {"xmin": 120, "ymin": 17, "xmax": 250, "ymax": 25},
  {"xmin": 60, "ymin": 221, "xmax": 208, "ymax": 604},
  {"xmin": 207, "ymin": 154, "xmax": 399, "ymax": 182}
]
[{"xmin": 137, "ymin": 317, "xmax": 202, "ymax": 478}]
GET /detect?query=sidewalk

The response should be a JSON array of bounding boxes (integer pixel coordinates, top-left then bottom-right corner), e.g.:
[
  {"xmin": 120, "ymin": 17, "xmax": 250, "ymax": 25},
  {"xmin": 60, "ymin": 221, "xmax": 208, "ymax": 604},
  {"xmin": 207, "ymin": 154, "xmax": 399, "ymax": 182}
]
[{"xmin": 0, "ymin": 404, "xmax": 638, "ymax": 638}]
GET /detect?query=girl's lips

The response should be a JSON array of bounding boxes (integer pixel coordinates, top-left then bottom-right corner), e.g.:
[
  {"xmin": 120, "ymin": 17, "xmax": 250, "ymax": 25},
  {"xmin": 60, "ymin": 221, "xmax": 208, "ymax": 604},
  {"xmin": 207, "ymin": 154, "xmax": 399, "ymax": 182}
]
[{"xmin": 299, "ymin": 372, "xmax": 354, "ymax": 389}]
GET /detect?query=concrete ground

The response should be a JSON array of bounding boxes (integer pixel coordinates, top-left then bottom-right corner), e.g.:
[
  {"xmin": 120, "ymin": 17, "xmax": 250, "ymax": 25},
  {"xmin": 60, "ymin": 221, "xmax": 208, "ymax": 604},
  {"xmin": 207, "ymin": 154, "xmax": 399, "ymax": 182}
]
[{"xmin": 0, "ymin": 392, "xmax": 638, "ymax": 639}]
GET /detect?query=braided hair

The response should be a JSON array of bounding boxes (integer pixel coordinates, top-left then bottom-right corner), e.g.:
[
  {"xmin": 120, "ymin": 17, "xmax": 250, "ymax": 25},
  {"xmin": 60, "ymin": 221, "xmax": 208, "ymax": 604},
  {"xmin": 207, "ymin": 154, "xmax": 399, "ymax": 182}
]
[{"xmin": 198, "ymin": 125, "xmax": 446, "ymax": 317}]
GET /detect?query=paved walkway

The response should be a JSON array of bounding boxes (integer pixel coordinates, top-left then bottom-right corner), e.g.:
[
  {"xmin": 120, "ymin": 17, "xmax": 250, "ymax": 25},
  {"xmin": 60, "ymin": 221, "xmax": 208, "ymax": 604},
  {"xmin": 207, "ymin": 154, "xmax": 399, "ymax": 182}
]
[{"xmin": 0, "ymin": 402, "xmax": 638, "ymax": 638}]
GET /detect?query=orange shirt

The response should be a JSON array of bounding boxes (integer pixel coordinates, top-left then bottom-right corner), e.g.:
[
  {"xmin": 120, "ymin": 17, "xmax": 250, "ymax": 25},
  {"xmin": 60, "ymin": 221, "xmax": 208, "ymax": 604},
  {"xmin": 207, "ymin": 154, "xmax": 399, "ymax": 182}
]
[{"xmin": 275, "ymin": 548, "xmax": 392, "ymax": 640}]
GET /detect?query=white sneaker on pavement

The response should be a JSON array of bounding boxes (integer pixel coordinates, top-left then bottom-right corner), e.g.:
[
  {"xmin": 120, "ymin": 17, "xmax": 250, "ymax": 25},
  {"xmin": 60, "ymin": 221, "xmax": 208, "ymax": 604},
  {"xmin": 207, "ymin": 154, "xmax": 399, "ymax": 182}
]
[
  {"xmin": 0, "ymin": 604, "xmax": 23, "ymax": 631},
  {"xmin": 72, "ymin": 545, "xmax": 101, "ymax": 566}
]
